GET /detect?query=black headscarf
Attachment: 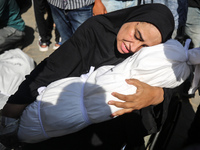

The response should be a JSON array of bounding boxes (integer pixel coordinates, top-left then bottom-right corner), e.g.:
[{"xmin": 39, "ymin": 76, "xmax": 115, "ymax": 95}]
[
  {"xmin": 68, "ymin": 3, "xmax": 175, "ymax": 69},
  {"xmin": 8, "ymin": 3, "xmax": 175, "ymax": 104},
  {"xmin": 100, "ymin": 3, "xmax": 175, "ymax": 42}
]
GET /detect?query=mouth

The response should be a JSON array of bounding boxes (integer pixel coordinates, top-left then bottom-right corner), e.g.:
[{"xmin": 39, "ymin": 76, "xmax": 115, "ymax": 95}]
[{"xmin": 121, "ymin": 42, "xmax": 131, "ymax": 53}]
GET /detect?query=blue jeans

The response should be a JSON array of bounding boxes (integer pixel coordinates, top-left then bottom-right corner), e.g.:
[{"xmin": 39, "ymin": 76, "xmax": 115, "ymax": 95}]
[
  {"xmin": 49, "ymin": 4, "xmax": 93, "ymax": 44},
  {"xmin": 185, "ymin": 7, "xmax": 200, "ymax": 48},
  {"xmin": 101, "ymin": 0, "xmax": 138, "ymax": 13}
]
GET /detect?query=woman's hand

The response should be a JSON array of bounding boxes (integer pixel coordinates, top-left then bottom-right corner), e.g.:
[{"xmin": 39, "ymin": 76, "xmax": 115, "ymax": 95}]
[
  {"xmin": 93, "ymin": 0, "xmax": 107, "ymax": 16},
  {"xmin": 108, "ymin": 79, "xmax": 164, "ymax": 117}
]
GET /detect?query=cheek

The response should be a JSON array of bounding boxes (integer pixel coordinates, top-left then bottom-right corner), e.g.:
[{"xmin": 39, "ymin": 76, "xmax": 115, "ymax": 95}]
[
  {"xmin": 117, "ymin": 26, "xmax": 127, "ymax": 40},
  {"xmin": 127, "ymin": 28, "xmax": 134, "ymax": 40},
  {"xmin": 117, "ymin": 31, "xmax": 123, "ymax": 40},
  {"xmin": 116, "ymin": 38, "xmax": 121, "ymax": 49}
]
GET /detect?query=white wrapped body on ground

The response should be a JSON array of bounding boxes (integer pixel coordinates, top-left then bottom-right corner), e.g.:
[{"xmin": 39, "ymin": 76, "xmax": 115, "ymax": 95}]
[
  {"xmin": 0, "ymin": 49, "xmax": 35, "ymax": 109},
  {"xmin": 18, "ymin": 39, "xmax": 195, "ymax": 143}
]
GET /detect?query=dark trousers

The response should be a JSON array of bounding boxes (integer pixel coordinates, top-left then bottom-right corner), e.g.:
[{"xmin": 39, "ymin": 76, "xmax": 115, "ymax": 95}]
[{"xmin": 33, "ymin": 0, "xmax": 54, "ymax": 43}]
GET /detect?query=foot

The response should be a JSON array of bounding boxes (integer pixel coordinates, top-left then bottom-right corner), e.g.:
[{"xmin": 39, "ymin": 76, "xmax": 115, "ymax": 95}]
[
  {"xmin": 53, "ymin": 42, "xmax": 61, "ymax": 50},
  {"xmin": 38, "ymin": 40, "xmax": 50, "ymax": 52}
]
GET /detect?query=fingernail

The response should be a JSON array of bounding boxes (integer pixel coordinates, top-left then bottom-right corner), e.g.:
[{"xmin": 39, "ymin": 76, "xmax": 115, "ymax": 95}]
[
  {"xmin": 108, "ymin": 101, "xmax": 112, "ymax": 105},
  {"xmin": 110, "ymin": 114, "xmax": 117, "ymax": 118}
]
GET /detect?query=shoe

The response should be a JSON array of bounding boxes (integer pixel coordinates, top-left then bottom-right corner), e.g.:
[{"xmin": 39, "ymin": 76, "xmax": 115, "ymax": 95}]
[
  {"xmin": 53, "ymin": 42, "xmax": 61, "ymax": 50},
  {"xmin": 0, "ymin": 110, "xmax": 21, "ymax": 149},
  {"xmin": 38, "ymin": 40, "xmax": 49, "ymax": 52}
]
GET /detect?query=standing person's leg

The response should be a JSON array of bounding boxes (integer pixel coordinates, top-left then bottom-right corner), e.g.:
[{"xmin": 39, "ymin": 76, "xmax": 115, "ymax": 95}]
[
  {"xmin": 0, "ymin": 27, "xmax": 25, "ymax": 53},
  {"xmin": 68, "ymin": 4, "xmax": 93, "ymax": 33},
  {"xmin": 45, "ymin": 2, "xmax": 54, "ymax": 42},
  {"xmin": 124, "ymin": 0, "xmax": 138, "ymax": 8},
  {"xmin": 101, "ymin": 0, "xmax": 138, "ymax": 13},
  {"xmin": 176, "ymin": 0, "xmax": 188, "ymax": 38},
  {"xmin": 49, "ymin": 4, "xmax": 93, "ymax": 44},
  {"xmin": 54, "ymin": 27, "xmax": 61, "ymax": 44},
  {"xmin": 48, "ymin": 4, "xmax": 73, "ymax": 44},
  {"xmin": 185, "ymin": 7, "xmax": 200, "ymax": 48},
  {"xmin": 53, "ymin": 27, "xmax": 61, "ymax": 50},
  {"xmin": 101, "ymin": 0, "xmax": 123, "ymax": 12},
  {"xmin": 166, "ymin": 0, "xmax": 187, "ymax": 38},
  {"xmin": 33, "ymin": 0, "xmax": 52, "ymax": 51}
]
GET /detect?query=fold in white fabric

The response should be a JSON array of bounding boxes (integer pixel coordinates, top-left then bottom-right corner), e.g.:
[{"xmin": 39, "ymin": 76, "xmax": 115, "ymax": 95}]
[
  {"xmin": 0, "ymin": 49, "xmax": 35, "ymax": 109},
  {"xmin": 184, "ymin": 39, "xmax": 200, "ymax": 94},
  {"xmin": 18, "ymin": 39, "xmax": 199, "ymax": 143}
]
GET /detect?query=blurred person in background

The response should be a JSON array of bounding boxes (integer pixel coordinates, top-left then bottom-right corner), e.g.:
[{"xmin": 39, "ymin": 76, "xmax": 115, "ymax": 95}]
[
  {"xmin": 33, "ymin": 0, "xmax": 61, "ymax": 52},
  {"xmin": 47, "ymin": 0, "xmax": 107, "ymax": 44},
  {"xmin": 0, "ymin": 0, "xmax": 25, "ymax": 53}
]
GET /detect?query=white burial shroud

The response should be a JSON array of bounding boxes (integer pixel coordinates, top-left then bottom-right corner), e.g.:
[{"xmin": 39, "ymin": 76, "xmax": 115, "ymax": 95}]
[{"xmin": 0, "ymin": 48, "xmax": 35, "ymax": 109}]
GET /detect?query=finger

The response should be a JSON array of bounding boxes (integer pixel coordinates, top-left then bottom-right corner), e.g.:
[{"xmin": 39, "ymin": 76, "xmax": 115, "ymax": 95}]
[
  {"xmin": 112, "ymin": 92, "xmax": 138, "ymax": 102},
  {"xmin": 108, "ymin": 100, "xmax": 135, "ymax": 109},
  {"xmin": 111, "ymin": 92, "xmax": 127, "ymax": 101},
  {"xmin": 125, "ymin": 78, "xmax": 143, "ymax": 88},
  {"xmin": 111, "ymin": 108, "xmax": 134, "ymax": 117}
]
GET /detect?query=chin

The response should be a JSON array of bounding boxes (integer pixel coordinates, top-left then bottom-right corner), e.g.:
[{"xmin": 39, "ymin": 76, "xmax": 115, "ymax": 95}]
[{"xmin": 118, "ymin": 49, "xmax": 124, "ymax": 54}]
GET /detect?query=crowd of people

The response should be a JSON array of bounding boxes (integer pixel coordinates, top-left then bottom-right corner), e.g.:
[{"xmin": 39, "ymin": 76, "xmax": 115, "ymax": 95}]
[{"xmin": 0, "ymin": 0, "xmax": 200, "ymax": 150}]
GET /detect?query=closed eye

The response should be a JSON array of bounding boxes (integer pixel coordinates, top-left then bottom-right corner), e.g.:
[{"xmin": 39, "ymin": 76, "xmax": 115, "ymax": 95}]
[
  {"xmin": 142, "ymin": 44, "xmax": 148, "ymax": 47},
  {"xmin": 134, "ymin": 29, "xmax": 144, "ymax": 42}
]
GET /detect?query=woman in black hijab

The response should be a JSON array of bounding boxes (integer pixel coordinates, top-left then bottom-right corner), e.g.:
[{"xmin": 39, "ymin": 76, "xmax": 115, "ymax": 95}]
[
  {"xmin": 1, "ymin": 3, "xmax": 175, "ymax": 149},
  {"xmin": 4, "ymin": 3, "xmax": 174, "ymax": 105}
]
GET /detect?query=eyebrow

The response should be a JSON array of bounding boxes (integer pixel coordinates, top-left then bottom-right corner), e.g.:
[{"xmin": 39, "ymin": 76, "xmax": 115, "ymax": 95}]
[{"xmin": 136, "ymin": 29, "xmax": 144, "ymax": 42}]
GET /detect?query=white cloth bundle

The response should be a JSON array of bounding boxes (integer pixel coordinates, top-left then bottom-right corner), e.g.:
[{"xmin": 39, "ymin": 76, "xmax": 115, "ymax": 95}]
[
  {"xmin": 18, "ymin": 39, "xmax": 194, "ymax": 143},
  {"xmin": 0, "ymin": 49, "xmax": 35, "ymax": 109}
]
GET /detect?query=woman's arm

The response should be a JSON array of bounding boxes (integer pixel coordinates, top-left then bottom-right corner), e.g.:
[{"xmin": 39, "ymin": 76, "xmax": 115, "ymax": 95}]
[
  {"xmin": 108, "ymin": 79, "xmax": 164, "ymax": 116},
  {"xmin": 6, "ymin": 15, "xmax": 123, "ymax": 104}
]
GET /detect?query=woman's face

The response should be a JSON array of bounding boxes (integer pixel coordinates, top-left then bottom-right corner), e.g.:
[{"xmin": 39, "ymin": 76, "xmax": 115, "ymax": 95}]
[{"xmin": 117, "ymin": 22, "xmax": 162, "ymax": 54}]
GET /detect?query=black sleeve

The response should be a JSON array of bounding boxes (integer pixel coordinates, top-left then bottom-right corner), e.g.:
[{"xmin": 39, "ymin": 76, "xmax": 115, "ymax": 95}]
[
  {"xmin": 7, "ymin": 15, "xmax": 130, "ymax": 105},
  {"xmin": 160, "ymin": 87, "xmax": 175, "ymax": 123},
  {"xmin": 7, "ymin": 43, "xmax": 83, "ymax": 104}
]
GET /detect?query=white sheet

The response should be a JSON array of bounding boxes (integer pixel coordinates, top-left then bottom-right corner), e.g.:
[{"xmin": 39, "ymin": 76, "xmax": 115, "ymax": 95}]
[{"xmin": 0, "ymin": 49, "xmax": 35, "ymax": 109}]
